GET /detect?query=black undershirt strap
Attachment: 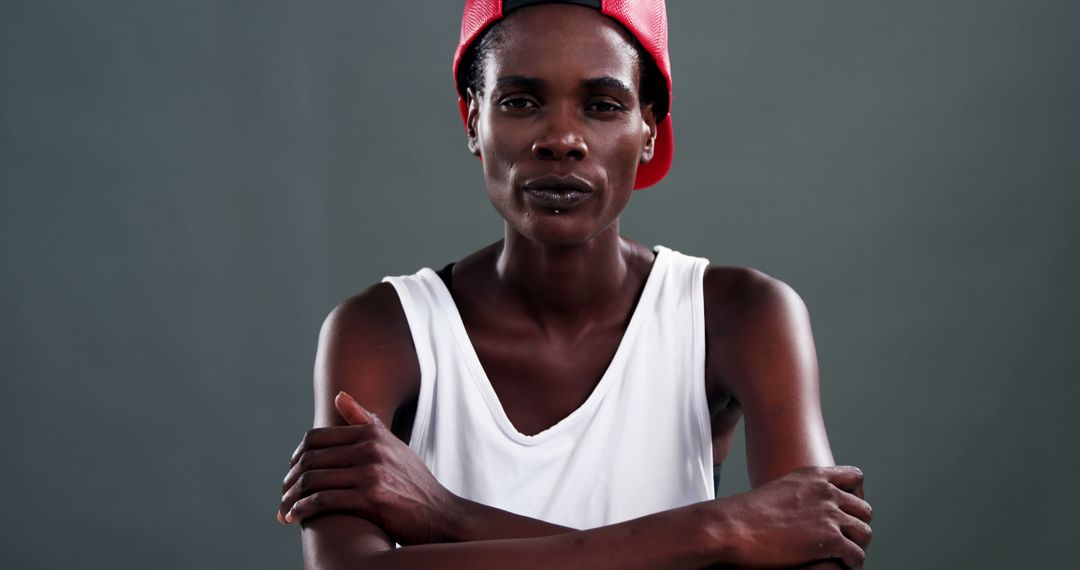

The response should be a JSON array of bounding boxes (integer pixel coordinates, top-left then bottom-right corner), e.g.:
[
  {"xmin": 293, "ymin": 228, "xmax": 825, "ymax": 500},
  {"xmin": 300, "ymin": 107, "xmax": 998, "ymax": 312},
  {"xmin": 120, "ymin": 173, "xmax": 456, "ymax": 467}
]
[
  {"xmin": 435, "ymin": 262, "xmax": 456, "ymax": 295},
  {"xmin": 504, "ymin": 0, "xmax": 601, "ymax": 12}
]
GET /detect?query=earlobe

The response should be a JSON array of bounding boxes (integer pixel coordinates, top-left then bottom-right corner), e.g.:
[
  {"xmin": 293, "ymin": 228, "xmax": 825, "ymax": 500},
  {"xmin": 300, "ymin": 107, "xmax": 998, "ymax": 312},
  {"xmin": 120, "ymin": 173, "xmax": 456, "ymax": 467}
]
[{"xmin": 467, "ymin": 129, "xmax": 480, "ymax": 156}]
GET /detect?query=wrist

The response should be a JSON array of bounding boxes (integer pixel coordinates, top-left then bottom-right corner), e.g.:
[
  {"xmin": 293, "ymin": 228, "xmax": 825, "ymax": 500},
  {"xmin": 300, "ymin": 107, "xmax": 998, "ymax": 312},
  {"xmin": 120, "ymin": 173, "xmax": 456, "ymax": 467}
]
[
  {"xmin": 436, "ymin": 491, "xmax": 473, "ymax": 543},
  {"xmin": 699, "ymin": 498, "xmax": 746, "ymax": 564}
]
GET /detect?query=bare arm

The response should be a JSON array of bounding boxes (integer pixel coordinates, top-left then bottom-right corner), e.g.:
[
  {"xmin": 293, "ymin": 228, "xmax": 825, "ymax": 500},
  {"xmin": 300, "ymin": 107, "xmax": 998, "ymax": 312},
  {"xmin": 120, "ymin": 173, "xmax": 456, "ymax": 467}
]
[
  {"xmin": 705, "ymin": 267, "xmax": 873, "ymax": 568},
  {"xmin": 313, "ymin": 502, "xmax": 725, "ymax": 570},
  {"xmin": 444, "ymin": 497, "xmax": 575, "ymax": 541},
  {"xmin": 707, "ymin": 268, "xmax": 836, "ymax": 484}
]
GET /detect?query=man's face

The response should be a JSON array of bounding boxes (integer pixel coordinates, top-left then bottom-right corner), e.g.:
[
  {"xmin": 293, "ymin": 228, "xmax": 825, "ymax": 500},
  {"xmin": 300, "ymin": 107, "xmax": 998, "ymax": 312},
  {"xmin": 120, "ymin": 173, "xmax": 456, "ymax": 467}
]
[{"xmin": 467, "ymin": 4, "xmax": 657, "ymax": 246}]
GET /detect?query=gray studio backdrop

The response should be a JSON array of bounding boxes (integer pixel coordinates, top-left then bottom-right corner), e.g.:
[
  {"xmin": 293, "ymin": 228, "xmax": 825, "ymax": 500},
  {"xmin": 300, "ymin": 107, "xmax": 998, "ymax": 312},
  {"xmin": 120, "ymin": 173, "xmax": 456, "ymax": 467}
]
[{"xmin": 2, "ymin": 1, "xmax": 1077, "ymax": 568}]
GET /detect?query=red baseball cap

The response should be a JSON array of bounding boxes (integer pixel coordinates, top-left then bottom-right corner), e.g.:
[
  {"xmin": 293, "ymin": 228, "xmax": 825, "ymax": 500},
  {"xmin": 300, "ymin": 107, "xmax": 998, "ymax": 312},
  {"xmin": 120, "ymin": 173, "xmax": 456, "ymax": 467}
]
[{"xmin": 452, "ymin": 0, "xmax": 673, "ymax": 190}]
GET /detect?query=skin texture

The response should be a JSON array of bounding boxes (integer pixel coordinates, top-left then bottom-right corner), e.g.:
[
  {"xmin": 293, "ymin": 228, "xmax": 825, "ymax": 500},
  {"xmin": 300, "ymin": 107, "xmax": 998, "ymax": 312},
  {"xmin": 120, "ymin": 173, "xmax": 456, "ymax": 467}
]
[{"xmin": 278, "ymin": 5, "xmax": 872, "ymax": 569}]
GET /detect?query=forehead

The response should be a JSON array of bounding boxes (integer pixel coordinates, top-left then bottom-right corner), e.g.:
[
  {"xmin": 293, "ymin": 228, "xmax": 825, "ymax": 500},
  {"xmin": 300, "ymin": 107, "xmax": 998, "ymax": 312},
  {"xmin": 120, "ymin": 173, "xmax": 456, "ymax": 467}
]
[{"xmin": 485, "ymin": 4, "xmax": 640, "ymax": 87}]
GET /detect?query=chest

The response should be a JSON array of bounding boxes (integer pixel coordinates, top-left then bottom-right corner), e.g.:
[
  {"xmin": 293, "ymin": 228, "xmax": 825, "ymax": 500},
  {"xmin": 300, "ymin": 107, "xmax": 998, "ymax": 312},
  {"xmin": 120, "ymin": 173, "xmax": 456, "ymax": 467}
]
[{"xmin": 468, "ymin": 322, "xmax": 625, "ymax": 437}]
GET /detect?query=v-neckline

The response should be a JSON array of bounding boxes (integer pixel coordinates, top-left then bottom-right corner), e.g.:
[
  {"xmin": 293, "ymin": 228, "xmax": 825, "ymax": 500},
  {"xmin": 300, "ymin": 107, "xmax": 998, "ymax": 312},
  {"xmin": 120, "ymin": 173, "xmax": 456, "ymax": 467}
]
[{"xmin": 424, "ymin": 245, "xmax": 670, "ymax": 446}]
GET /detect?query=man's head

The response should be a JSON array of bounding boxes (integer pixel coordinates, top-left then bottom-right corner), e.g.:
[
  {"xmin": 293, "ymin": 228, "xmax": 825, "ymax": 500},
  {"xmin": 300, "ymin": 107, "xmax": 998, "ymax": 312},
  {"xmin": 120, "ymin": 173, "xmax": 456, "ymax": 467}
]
[
  {"xmin": 451, "ymin": 1, "xmax": 672, "ymax": 245},
  {"xmin": 457, "ymin": 11, "xmax": 669, "ymax": 134},
  {"xmin": 454, "ymin": 0, "xmax": 672, "ymax": 191}
]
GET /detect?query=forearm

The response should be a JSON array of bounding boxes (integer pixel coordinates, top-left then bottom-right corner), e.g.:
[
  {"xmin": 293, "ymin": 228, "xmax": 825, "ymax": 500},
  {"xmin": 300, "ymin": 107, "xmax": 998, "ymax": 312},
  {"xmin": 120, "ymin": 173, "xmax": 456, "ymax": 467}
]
[
  {"xmin": 367, "ymin": 500, "xmax": 725, "ymax": 570},
  {"xmin": 445, "ymin": 495, "xmax": 575, "ymax": 541},
  {"xmin": 445, "ymin": 497, "xmax": 845, "ymax": 570}
]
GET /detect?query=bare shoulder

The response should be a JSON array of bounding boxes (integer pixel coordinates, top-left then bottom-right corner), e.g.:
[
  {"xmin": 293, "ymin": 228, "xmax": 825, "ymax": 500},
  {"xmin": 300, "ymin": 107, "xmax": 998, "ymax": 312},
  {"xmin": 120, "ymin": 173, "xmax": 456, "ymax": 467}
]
[
  {"xmin": 313, "ymin": 281, "xmax": 421, "ymax": 430},
  {"xmin": 702, "ymin": 265, "xmax": 814, "ymax": 397},
  {"xmin": 702, "ymin": 265, "xmax": 807, "ymax": 321}
]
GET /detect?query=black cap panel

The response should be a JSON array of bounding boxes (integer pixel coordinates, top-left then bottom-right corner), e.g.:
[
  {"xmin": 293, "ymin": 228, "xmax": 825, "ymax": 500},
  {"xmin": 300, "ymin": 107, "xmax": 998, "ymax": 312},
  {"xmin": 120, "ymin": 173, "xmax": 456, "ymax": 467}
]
[{"xmin": 503, "ymin": 0, "xmax": 602, "ymax": 13}]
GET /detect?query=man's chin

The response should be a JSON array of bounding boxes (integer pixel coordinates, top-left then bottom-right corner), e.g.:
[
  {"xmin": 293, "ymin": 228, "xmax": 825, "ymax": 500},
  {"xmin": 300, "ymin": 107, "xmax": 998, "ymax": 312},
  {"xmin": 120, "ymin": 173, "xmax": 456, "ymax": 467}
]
[{"xmin": 515, "ymin": 217, "xmax": 616, "ymax": 248}]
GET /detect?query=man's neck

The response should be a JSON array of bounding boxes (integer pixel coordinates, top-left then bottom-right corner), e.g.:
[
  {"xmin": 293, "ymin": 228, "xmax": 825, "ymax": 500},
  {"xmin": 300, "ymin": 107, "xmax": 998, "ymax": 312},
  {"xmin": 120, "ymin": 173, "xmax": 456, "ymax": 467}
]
[{"xmin": 493, "ymin": 220, "xmax": 646, "ymax": 331}]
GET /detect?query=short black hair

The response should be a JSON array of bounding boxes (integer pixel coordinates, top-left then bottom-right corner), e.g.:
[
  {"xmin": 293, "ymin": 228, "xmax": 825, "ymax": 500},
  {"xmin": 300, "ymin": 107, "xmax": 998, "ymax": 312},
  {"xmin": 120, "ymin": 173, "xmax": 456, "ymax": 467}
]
[{"xmin": 457, "ymin": 16, "xmax": 669, "ymax": 122}]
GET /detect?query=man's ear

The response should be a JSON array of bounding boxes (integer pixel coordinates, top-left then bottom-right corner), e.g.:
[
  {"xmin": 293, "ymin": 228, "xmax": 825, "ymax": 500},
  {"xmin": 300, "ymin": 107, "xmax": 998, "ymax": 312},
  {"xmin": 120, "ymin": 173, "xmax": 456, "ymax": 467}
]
[
  {"xmin": 639, "ymin": 102, "xmax": 658, "ymax": 164},
  {"xmin": 466, "ymin": 88, "xmax": 481, "ymax": 157}
]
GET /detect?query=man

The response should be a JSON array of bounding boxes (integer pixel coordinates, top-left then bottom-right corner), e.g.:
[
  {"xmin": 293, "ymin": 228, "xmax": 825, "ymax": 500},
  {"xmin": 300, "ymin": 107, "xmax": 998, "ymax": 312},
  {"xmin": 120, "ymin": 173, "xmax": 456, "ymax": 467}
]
[{"xmin": 278, "ymin": 1, "xmax": 872, "ymax": 568}]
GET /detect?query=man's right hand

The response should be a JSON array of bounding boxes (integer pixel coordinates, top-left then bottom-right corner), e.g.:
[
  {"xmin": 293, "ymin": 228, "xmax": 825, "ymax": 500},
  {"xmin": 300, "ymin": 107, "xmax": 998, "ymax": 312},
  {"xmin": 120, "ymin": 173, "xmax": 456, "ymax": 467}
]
[{"xmin": 709, "ymin": 466, "xmax": 872, "ymax": 569}]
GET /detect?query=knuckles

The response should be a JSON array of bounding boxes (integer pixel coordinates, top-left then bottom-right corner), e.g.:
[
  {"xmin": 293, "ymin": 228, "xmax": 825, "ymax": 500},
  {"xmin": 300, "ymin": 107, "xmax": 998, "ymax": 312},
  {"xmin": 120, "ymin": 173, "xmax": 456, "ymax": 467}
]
[
  {"xmin": 297, "ymin": 472, "xmax": 312, "ymax": 493},
  {"xmin": 359, "ymin": 441, "xmax": 382, "ymax": 464},
  {"xmin": 813, "ymin": 478, "xmax": 834, "ymax": 499},
  {"xmin": 861, "ymin": 521, "xmax": 874, "ymax": 545},
  {"xmin": 297, "ymin": 451, "xmax": 312, "ymax": 470},
  {"xmin": 852, "ymin": 547, "xmax": 867, "ymax": 565},
  {"xmin": 827, "ymin": 503, "xmax": 846, "ymax": 523}
]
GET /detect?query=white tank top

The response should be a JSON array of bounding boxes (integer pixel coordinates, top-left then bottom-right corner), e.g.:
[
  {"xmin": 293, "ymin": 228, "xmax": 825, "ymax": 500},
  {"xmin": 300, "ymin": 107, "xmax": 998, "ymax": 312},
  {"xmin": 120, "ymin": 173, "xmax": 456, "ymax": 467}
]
[{"xmin": 382, "ymin": 245, "xmax": 714, "ymax": 531}]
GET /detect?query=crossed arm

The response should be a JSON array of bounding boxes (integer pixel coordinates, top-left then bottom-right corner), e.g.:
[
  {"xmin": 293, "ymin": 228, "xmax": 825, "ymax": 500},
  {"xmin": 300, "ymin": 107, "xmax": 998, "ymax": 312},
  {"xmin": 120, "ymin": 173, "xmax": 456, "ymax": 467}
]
[{"xmin": 278, "ymin": 270, "xmax": 872, "ymax": 569}]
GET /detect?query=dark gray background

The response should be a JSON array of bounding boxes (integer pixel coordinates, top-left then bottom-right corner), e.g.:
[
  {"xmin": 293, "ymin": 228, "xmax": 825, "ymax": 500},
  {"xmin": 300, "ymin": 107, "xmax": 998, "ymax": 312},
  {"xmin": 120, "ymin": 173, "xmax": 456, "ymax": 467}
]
[{"xmin": 2, "ymin": 1, "xmax": 1077, "ymax": 568}]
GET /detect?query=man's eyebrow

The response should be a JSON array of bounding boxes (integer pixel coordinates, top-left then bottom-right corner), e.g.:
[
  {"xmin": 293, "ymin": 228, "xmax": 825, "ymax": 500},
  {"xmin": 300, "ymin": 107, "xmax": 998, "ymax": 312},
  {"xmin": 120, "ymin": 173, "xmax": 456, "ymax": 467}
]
[
  {"xmin": 493, "ymin": 75, "xmax": 634, "ymax": 97},
  {"xmin": 494, "ymin": 75, "xmax": 545, "ymax": 90},
  {"xmin": 580, "ymin": 76, "xmax": 634, "ymax": 97}
]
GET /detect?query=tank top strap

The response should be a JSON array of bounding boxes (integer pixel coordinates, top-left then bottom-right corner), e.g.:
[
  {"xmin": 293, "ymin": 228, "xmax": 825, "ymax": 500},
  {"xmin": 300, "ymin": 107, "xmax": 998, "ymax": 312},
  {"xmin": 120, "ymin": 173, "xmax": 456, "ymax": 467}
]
[
  {"xmin": 642, "ymin": 244, "xmax": 714, "ymax": 496},
  {"xmin": 380, "ymin": 269, "xmax": 449, "ymax": 451}
]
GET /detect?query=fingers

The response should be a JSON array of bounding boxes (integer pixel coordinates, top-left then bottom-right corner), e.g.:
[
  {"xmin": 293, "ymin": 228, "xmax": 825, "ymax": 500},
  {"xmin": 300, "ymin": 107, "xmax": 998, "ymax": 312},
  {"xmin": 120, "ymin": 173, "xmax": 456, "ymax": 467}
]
[
  {"xmin": 823, "ymin": 516, "xmax": 871, "ymax": 570},
  {"xmin": 286, "ymin": 489, "xmax": 365, "ymax": 525},
  {"xmin": 808, "ymin": 530, "xmax": 865, "ymax": 570},
  {"xmin": 830, "ymin": 534, "xmax": 867, "ymax": 570},
  {"xmin": 287, "ymin": 394, "xmax": 384, "ymax": 467},
  {"xmin": 279, "ymin": 467, "xmax": 362, "ymax": 523},
  {"xmin": 289, "ymin": 424, "xmax": 376, "ymax": 468},
  {"xmin": 283, "ymin": 442, "xmax": 372, "ymax": 493},
  {"xmin": 827, "ymin": 503, "xmax": 871, "ymax": 568},
  {"xmin": 335, "ymin": 391, "xmax": 379, "ymax": 426},
  {"xmin": 836, "ymin": 490, "xmax": 872, "ymax": 525},
  {"xmin": 848, "ymin": 473, "xmax": 864, "ymax": 501},
  {"xmin": 821, "ymin": 466, "xmax": 864, "ymax": 500},
  {"xmin": 839, "ymin": 515, "xmax": 873, "ymax": 551}
]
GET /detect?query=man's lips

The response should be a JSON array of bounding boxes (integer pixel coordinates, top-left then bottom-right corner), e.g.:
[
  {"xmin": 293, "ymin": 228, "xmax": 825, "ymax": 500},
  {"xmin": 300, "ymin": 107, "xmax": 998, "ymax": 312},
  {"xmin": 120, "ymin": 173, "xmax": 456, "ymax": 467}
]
[
  {"xmin": 522, "ymin": 175, "xmax": 595, "ymax": 210},
  {"xmin": 522, "ymin": 174, "xmax": 595, "ymax": 194}
]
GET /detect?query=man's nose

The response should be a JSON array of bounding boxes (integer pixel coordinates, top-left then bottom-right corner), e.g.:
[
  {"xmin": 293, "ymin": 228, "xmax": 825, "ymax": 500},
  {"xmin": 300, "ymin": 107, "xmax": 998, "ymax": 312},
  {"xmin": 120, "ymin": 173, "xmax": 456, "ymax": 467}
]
[{"xmin": 531, "ymin": 111, "xmax": 588, "ymax": 161}]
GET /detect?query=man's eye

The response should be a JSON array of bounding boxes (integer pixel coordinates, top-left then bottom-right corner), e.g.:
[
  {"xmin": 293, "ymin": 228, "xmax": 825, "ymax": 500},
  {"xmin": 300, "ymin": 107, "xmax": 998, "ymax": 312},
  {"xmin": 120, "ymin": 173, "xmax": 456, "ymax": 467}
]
[
  {"xmin": 588, "ymin": 101, "xmax": 624, "ymax": 113},
  {"xmin": 499, "ymin": 97, "xmax": 536, "ymax": 109}
]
